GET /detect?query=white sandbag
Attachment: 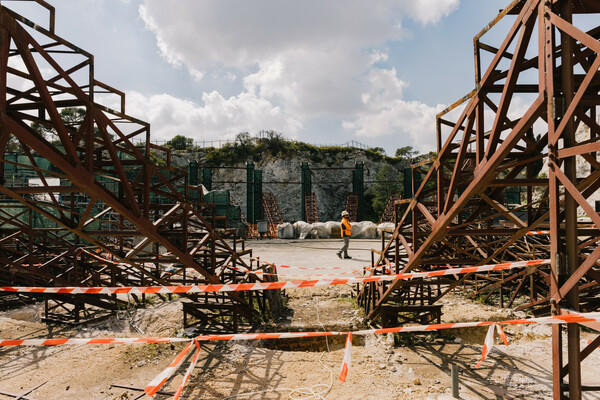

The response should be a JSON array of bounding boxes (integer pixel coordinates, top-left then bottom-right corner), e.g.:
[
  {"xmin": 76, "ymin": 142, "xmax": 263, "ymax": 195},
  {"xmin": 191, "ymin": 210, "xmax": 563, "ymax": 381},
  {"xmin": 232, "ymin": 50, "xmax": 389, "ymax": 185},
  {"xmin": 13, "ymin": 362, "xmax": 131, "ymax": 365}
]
[
  {"xmin": 293, "ymin": 221, "xmax": 312, "ymax": 239},
  {"xmin": 351, "ymin": 221, "xmax": 378, "ymax": 239},
  {"xmin": 310, "ymin": 222, "xmax": 330, "ymax": 239},
  {"xmin": 325, "ymin": 221, "xmax": 338, "ymax": 231},
  {"xmin": 377, "ymin": 222, "xmax": 395, "ymax": 235},
  {"xmin": 325, "ymin": 221, "xmax": 342, "ymax": 238},
  {"xmin": 277, "ymin": 223, "xmax": 295, "ymax": 239}
]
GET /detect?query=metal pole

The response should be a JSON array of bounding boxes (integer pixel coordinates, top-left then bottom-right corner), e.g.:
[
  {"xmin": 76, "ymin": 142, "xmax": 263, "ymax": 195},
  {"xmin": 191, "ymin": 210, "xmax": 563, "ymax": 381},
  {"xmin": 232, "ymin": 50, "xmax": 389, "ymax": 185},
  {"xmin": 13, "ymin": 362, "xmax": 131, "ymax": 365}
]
[
  {"xmin": 246, "ymin": 161, "xmax": 255, "ymax": 224},
  {"xmin": 451, "ymin": 363, "xmax": 459, "ymax": 398},
  {"xmin": 560, "ymin": 1, "xmax": 582, "ymax": 398}
]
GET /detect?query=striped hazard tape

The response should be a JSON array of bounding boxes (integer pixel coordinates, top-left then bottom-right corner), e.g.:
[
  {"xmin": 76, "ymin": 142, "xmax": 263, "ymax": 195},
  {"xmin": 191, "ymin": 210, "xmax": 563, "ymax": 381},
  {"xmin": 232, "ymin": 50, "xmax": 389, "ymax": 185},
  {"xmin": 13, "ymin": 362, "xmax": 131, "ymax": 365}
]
[
  {"xmin": 173, "ymin": 340, "xmax": 201, "ymax": 400},
  {"xmin": 251, "ymin": 259, "xmax": 390, "ymax": 272},
  {"xmin": 0, "ymin": 332, "xmax": 345, "ymax": 348},
  {"xmin": 0, "ymin": 259, "xmax": 550, "ymax": 295},
  {"xmin": 339, "ymin": 332, "xmax": 352, "ymax": 382},
  {"xmin": 0, "ymin": 337, "xmax": 190, "ymax": 346},
  {"xmin": 476, "ymin": 323, "xmax": 508, "ymax": 368},
  {"xmin": 83, "ymin": 249, "xmax": 159, "ymax": 269},
  {"xmin": 229, "ymin": 264, "xmax": 391, "ymax": 278},
  {"xmin": 145, "ymin": 340, "xmax": 196, "ymax": 397},
  {"xmin": 2, "ymin": 311, "xmax": 598, "ymax": 392},
  {"xmin": 526, "ymin": 231, "xmax": 551, "ymax": 235}
]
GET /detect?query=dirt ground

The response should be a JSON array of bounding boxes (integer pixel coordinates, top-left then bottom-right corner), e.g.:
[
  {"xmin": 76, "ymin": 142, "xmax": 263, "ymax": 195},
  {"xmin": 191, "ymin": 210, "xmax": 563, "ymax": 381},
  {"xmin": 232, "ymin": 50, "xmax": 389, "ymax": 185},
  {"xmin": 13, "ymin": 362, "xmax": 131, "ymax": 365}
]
[{"xmin": 1, "ymin": 239, "xmax": 599, "ymax": 400}]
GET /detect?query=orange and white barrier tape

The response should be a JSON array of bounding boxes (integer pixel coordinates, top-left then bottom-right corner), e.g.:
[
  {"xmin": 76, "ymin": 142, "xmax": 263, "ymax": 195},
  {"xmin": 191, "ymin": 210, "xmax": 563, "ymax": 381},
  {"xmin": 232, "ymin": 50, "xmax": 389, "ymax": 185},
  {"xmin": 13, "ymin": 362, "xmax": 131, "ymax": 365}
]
[
  {"xmin": 4, "ymin": 311, "xmax": 593, "ymax": 349},
  {"xmin": 476, "ymin": 323, "xmax": 508, "ymax": 368},
  {"xmin": 0, "ymin": 337, "xmax": 190, "ymax": 346},
  {"xmin": 0, "ymin": 259, "xmax": 550, "ymax": 295},
  {"xmin": 81, "ymin": 249, "xmax": 158, "ymax": 269},
  {"xmin": 173, "ymin": 340, "xmax": 201, "ymax": 400},
  {"xmin": 351, "ymin": 312, "xmax": 600, "ymax": 336},
  {"xmin": 145, "ymin": 340, "xmax": 196, "ymax": 397},
  {"xmin": 2, "ymin": 311, "xmax": 598, "ymax": 390},
  {"xmin": 526, "ymin": 231, "xmax": 551, "ymax": 235},
  {"xmin": 339, "ymin": 332, "xmax": 352, "ymax": 382},
  {"xmin": 0, "ymin": 332, "xmax": 344, "ymax": 348},
  {"xmin": 81, "ymin": 249, "xmax": 121, "ymax": 265},
  {"xmin": 251, "ymin": 259, "xmax": 389, "ymax": 272},
  {"xmin": 229, "ymin": 264, "xmax": 389, "ymax": 278}
]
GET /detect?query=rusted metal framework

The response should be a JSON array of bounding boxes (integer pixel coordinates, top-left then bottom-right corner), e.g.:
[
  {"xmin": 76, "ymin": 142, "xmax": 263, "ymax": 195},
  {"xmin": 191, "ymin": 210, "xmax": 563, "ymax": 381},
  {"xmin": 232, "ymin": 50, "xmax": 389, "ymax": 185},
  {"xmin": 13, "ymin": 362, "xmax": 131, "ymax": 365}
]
[
  {"xmin": 344, "ymin": 192, "xmax": 358, "ymax": 221},
  {"xmin": 360, "ymin": 0, "xmax": 600, "ymax": 397},
  {"xmin": 0, "ymin": 0, "xmax": 278, "ymax": 330},
  {"xmin": 379, "ymin": 193, "xmax": 402, "ymax": 223},
  {"xmin": 304, "ymin": 193, "xmax": 319, "ymax": 223},
  {"xmin": 262, "ymin": 191, "xmax": 283, "ymax": 237}
]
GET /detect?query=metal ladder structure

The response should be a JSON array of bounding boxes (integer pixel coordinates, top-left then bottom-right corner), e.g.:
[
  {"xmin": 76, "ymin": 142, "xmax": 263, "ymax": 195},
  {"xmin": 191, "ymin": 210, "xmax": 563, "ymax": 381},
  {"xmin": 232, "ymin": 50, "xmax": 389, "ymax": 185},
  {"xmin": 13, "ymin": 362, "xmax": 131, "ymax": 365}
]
[
  {"xmin": 379, "ymin": 193, "xmax": 402, "ymax": 223},
  {"xmin": 262, "ymin": 191, "xmax": 283, "ymax": 226},
  {"xmin": 304, "ymin": 193, "xmax": 319, "ymax": 223},
  {"xmin": 344, "ymin": 192, "xmax": 358, "ymax": 221},
  {"xmin": 262, "ymin": 191, "xmax": 283, "ymax": 237}
]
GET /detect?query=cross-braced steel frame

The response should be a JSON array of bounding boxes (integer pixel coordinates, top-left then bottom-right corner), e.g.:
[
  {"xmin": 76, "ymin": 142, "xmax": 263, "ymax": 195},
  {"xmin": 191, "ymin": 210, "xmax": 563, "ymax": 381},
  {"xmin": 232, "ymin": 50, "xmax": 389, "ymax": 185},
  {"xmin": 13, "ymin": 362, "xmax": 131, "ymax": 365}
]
[
  {"xmin": 359, "ymin": 0, "xmax": 600, "ymax": 397},
  {"xmin": 0, "ymin": 0, "xmax": 279, "ymax": 331}
]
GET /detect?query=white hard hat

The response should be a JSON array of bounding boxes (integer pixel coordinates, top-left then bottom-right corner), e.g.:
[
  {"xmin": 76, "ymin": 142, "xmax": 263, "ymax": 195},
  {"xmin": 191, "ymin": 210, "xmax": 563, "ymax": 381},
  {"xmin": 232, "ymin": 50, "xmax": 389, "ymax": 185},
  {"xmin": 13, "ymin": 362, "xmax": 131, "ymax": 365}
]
[{"xmin": 341, "ymin": 210, "xmax": 349, "ymax": 217}]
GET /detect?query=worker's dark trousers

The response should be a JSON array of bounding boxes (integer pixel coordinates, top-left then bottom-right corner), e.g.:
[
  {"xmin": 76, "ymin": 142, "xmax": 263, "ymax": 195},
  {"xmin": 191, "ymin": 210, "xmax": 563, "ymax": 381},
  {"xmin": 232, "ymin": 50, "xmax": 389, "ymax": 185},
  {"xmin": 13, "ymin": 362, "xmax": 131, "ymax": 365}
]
[{"xmin": 339, "ymin": 236, "xmax": 350, "ymax": 257}]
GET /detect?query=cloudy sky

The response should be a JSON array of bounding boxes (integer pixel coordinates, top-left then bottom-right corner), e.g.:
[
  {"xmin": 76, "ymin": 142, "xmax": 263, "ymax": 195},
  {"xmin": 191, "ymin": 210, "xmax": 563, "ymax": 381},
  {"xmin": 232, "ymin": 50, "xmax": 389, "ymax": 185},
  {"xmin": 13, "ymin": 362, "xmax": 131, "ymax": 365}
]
[{"xmin": 8, "ymin": 0, "xmax": 513, "ymax": 155}]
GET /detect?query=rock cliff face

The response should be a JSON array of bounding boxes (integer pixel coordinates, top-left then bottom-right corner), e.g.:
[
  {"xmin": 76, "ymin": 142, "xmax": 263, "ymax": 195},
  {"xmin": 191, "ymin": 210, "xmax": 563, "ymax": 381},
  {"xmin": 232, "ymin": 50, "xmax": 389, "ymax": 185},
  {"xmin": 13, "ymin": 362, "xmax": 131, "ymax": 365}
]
[{"xmin": 172, "ymin": 148, "xmax": 407, "ymax": 222}]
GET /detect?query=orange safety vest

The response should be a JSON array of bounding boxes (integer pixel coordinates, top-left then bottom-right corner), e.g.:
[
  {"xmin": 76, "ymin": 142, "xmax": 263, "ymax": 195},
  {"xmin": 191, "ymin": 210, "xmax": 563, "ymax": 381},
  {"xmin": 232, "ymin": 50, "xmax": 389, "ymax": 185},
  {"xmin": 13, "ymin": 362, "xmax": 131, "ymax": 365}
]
[{"xmin": 341, "ymin": 218, "xmax": 352, "ymax": 237}]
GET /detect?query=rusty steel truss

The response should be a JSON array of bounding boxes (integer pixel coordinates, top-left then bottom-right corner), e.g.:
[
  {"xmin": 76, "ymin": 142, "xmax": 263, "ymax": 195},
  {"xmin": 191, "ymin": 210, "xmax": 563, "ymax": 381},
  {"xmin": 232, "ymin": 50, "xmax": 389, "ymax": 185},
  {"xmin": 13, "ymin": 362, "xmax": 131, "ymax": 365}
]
[
  {"xmin": 0, "ymin": 0, "xmax": 280, "ymax": 331},
  {"xmin": 359, "ymin": 0, "xmax": 600, "ymax": 398}
]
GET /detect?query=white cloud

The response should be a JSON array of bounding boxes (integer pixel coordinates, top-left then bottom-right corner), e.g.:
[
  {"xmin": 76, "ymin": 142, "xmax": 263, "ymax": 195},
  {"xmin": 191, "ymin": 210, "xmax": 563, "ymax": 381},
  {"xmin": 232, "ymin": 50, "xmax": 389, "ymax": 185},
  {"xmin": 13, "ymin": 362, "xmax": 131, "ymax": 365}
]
[
  {"xmin": 8, "ymin": 57, "xmax": 55, "ymax": 93},
  {"xmin": 139, "ymin": 1, "xmax": 404, "ymax": 70},
  {"xmin": 369, "ymin": 50, "xmax": 389, "ymax": 65},
  {"xmin": 116, "ymin": 91, "xmax": 302, "ymax": 142},
  {"xmin": 139, "ymin": 0, "xmax": 459, "ymax": 71},
  {"xmin": 242, "ymin": 47, "xmax": 366, "ymax": 118},
  {"xmin": 187, "ymin": 67, "xmax": 204, "ymax": 82},
  {"xmin": 342, "ymin": 67, "xmax": 445, "ymax": 152},
  {"xmin": 137, "ymin": 0, "xmax": 459, "ymax": 149},
  {"xmin": 399, "ymin": 0, "xmax": 460, "ymax": 24}
]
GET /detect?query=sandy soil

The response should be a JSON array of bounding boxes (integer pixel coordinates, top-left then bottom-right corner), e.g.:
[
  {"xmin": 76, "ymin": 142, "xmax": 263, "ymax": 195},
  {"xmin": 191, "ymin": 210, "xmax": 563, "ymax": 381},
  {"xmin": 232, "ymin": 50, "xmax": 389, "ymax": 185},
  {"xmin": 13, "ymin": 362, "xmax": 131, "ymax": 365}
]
[{"xmin": 0, "ymin": 239, "xmax": 599, "ymax": 399}]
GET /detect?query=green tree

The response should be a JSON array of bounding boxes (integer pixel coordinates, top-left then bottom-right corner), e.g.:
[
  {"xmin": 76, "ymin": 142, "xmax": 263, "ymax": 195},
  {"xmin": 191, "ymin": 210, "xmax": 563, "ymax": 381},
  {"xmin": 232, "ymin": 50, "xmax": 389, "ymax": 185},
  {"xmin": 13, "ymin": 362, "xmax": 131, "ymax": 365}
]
[
  {"xmin": 30, "ymin": 107, "xmax": 90, "ymax": 146},
  {"xmin": 32, "ymin": 107, "xmax": 86, "ymax": 138},
  {"xmin": 395, "ymin": 145, "xmax": 419, "ymax": 160},
  {"xmin": 367, "ymin": 164, "xmax": 401, "ymax": 218},
  {"xmin": 258, "ymin": 130, "xmax": 289, "ymax": 155},
  {"xmin": 167, "ymin": 135, "xmax": 194, "ymax": 150},
  {"xmin": 371, "ymin": 146, "xmax": 386, "ymax": 155},
  {"xmin": 235, "ymin": 132, "xmax": 253, "ymax": 146},
  {"xmin": 59, "ymin": 107, "xmax": 86, "ymax": 128},
  {"xmin": 6, "ymin": 135, "xmax": 23, "ymax": 152}
]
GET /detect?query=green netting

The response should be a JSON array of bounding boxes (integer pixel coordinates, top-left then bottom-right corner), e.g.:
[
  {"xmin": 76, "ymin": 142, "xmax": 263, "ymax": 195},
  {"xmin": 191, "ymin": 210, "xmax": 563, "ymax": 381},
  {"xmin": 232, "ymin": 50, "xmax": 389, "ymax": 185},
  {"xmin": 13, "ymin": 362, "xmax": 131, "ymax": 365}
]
[
  {"xmin": 204, "ymin": 190, "xmax": 230, "ymax": 205},
  {"xmin": 1, "ymin": 151, "xmax": 191, "ymax": 234}
]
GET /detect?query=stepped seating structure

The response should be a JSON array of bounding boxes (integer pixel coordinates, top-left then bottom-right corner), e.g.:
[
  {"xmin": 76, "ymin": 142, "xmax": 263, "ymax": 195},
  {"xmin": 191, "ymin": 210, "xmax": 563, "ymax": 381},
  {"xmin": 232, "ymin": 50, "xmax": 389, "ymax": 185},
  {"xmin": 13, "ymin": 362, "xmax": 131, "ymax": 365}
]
[
  {"xmin": 262, "ymin": 191, "xmax": 283, "ymax": 237},
  {"xmin": 0, "ymin": 0, "xmax": 279, "ymax": 330},
  {"xmin": 358, "ymin": 0, "xmax": 600, "ymax": 397},
  {"xmin": 345, "ymin": 192, "xmax": 358, "ymax": 221},
  {"xmin": 379, "ymin": 193, "xmax": 402, "ymax": 223},
  {"xmin": 304, "ymin": 193, "xmax": 319, "ymax": 223},
  {"xmin": 262, "ymin": 191, "xmax": 283, "ymax": 225}
]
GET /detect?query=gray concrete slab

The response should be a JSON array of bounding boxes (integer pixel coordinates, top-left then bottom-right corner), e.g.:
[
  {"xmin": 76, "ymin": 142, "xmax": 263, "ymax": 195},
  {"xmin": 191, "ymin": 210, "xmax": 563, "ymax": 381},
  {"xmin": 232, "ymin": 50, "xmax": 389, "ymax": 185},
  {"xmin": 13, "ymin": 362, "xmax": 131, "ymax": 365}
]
[{"xmin": 244, "ymin": 238, "xmax": 381, "ymax": 279}]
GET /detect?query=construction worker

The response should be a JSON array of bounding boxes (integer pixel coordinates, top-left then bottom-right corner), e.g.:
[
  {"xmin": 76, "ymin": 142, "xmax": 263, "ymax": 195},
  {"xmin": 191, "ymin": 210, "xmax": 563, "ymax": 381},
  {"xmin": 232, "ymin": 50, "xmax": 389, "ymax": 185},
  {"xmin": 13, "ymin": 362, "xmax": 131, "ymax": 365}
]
[{"xmin": 337, "ymin": 210, "xmax": 352, "ymax": 259}]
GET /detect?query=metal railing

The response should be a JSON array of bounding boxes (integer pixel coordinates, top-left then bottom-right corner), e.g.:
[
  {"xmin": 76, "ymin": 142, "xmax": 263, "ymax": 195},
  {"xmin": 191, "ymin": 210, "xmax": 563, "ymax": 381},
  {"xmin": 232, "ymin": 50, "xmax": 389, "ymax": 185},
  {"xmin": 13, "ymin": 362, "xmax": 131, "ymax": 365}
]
[{"xmin": 144, "ymin": 137, "xmax": 372, "ymax": 150}]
